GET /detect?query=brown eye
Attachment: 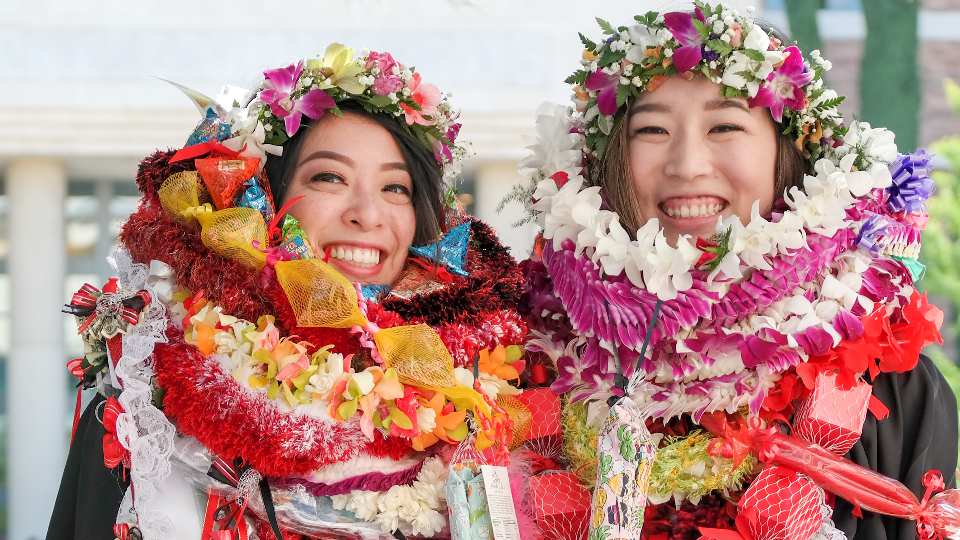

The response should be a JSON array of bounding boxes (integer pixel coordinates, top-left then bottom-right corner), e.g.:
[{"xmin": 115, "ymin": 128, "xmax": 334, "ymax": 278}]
[
  {"xmin": 710, "ymin": 124, "xmax": 743, "ymax": 133},
  {"xmin": 311, "ymin": 172, "xmax": 345, "ymax": 184},
  {"xmin": 384, "ymin": 183, "xmax": 411, "ymax": 196},
  {"xmin": 633, "ymin": 126, "xmax": 668, "ymax": 136}
]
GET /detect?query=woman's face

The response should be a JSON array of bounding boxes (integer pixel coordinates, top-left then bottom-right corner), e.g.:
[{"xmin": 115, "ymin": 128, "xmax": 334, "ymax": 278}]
[
  {"xmin": 283, "ymin": 112, "xmax": 416, "ymax": 285},
  {"xmin": 627, "ymin": 75, "xmax": 777, "ymax": 245}
]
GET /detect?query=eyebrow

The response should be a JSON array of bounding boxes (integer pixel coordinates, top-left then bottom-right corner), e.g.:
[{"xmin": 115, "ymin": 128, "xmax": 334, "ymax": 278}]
[
  {"xmin": 629, "ymin": 97, "xmax": 750, "ymax": 117},
  {"xmin": 299, "ymin": 150, "xmax": 407, "ymax": 172}
]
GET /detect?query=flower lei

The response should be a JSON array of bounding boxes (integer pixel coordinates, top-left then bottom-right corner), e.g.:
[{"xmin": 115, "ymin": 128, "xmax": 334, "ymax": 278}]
[
  {"xmin": 566, "ymin": 1, "xmax": 843, "ymax": 164},
  {"xmin": 519, "ymin": 30, "xmax": 941, "ymax": 426}
]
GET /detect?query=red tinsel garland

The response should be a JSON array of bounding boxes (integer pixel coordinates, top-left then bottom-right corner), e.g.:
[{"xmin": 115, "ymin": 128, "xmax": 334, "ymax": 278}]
[{"xmin": 153, "ymin": 331, "xmax": 412, "ymax": 478}]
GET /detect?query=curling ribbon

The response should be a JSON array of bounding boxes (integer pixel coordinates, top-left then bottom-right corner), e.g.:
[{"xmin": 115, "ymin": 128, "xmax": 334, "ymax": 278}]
[
  {"xmin": 67, "ymin": 358, "xmax": 85, "ymax": 443},
  {"xmin": 170, "ymin": 140, "xmax": 241, "ymax": 163}
]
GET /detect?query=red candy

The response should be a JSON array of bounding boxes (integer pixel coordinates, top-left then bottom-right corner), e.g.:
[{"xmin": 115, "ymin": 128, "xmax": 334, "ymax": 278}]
[{"xmin": 793, "ymin": 371, "xmax": 871, "ymax": 455}]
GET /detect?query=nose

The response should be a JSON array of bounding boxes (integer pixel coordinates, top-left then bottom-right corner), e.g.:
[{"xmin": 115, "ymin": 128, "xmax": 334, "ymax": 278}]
[
  {"xmin": 662, "ymin": 127, "xmax": 714, "ymax": 182},
  {"xmin": 340, "ymin": 183, "xmax": 383, "ymax": 230}
]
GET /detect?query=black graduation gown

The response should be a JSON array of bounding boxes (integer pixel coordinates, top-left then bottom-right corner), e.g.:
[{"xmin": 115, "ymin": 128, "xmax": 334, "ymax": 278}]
[
  {"xmin": 46, "ymin": 394, "xmax": 127, "ymax": 540},
  {"xmin": 835, "ymin": 354, "xmax": 960, "ymax": 539}
]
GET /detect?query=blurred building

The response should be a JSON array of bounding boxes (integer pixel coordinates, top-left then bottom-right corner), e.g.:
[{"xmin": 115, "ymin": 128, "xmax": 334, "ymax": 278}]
[{"xmin": 0, "ymin": 0, "xmax": 958, "ymax": 538}]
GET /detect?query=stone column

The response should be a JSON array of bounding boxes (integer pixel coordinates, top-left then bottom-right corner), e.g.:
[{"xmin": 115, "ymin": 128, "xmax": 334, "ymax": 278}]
[
  {"xmin": 473, "ymin": 161, "xmax": 536, "ymax": 261},
  {"xmin": 6, "ymin": 158, "xmax": 67, "ymax": 540}
]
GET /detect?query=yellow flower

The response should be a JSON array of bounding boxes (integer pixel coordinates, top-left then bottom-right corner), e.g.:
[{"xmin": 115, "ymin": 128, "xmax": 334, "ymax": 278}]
[{"xmin": 306, "ymin": 43, "xmax": 366, "ymax": 94}]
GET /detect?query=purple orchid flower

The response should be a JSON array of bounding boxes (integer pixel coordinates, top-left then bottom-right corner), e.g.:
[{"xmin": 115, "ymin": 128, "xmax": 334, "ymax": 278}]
[
  {"xmin": 550, "ymin": 355, "xmax": 582, "ymax": 394},
  {"xmin": 259, "ymin": 61, "xmax": 336, "ymax": 136},
  {"xmin": 748, "ymin": 46, "xmax": 813, "ymax": 122},
  {"xmin": 664, "ymin": 9, "xmax": 706, "ymax": 73},
  {"xmin": 432, "ymin": 122, "xmax": 461, "ymax": 163},
  {"xmin": 585, "ymin": 70, "xmax": 620, "ymax": 116}
]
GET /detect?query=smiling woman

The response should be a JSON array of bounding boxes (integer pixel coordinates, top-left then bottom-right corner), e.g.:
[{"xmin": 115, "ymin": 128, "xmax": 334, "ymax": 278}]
[
  {"xmin": 47, "ymin": 44, "xmax": 529, "ymax": 540},
  {"xmin": 516, "ymin": 4, "xmax": 958, "ymax": 540}
]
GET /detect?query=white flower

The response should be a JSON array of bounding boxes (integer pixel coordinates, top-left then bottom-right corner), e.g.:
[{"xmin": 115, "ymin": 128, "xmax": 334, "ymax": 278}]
[
  {"xmin": 713, "ymin": 20, "xmax": 724, "ymax": 33},
  {"xmin": 398, "ymin": 499, "xmax": 422, "ymax": 522},
  {"xmin": 733, "ymin": 201, "xmax": 774, "ymax": 270},
  {"xmin": 416, "ymin": 406, "xmax": 437, "ymax": 433},
  {"xmin": 720, "ymin": 49, "xmax": 782, "ymax": 97},
  {"xmin": 375, "ymin": 509, "xmax": 400, "ymax": 532},
  {"xmin": 743, "ymin": 24, "xmax": 769, "ymax": 52},
  {"xmin": 222, "ymin": 118, "xmax": 283, "ymax": 168},
  {"xmin": 821, "ymin": 60, "xmax": 832, "ymax": 70},
  {"xmin": 305, "ymin": 352, "xmax": 344, "ymax": 396},
  {"xmin": 345, "ymin": 490, "xmax": 380, "ymax": 521},
  {"xmin": 519, "ymin": 102, "xmax": 584, "ymax": 179},
  {"xmin": 414, "ymin": 480, "xmax": 441, "ymax": 509},
  {"xmin": 379, "ymin": 485, "xmax": 418, "ymax": 513},
  {"xmin": 454, "ymin": 367, "xmax": 475, "ymax": 388},
  {"xmin": 643, "ymin": 232, "xmax": 700, "ymax": 300},
  {"xmin": 417, "ymin": 457, "xmax": 448, "ymax": 489},
  {"xmin": 624, "ymin": 24, "xmax": 659, "ymax": 63},
  {"xmin": 411, "ymin": 508, "xmax": 446, "ymax": 536},
  {"xmin": 331, "ymin": 494, "xmax": 350, "ymax": 510}
]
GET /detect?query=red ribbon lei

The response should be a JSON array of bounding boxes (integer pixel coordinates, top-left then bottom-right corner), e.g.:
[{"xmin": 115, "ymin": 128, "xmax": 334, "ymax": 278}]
[{"xmin": 102, "ymin": 397, "xmax": 129, "ymax": 469}]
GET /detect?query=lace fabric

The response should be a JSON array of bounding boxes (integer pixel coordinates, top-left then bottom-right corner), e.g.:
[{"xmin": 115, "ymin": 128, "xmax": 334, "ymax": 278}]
[{"xmin": 110, "ymin": 249, "xmax": 178, "ymax": 539}]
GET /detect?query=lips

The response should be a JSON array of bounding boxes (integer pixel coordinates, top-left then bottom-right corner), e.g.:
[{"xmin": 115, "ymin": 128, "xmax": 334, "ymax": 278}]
[{"xmin": 660, "ymin": 196, "xmax": 727, "ymax": 219}]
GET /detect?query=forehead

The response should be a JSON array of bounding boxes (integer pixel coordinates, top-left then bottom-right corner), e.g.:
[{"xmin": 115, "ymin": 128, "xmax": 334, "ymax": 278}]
[
  {"xmin": 300, "ymin": 112, "xmax": 403, "ymax": 159},
  {"xmin": 631, "ymin": 75, "xmax": 750, "ymax": 113}
]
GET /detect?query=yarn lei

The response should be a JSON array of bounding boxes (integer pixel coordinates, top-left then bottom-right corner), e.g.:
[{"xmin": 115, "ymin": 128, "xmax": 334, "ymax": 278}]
[{"xmin": 520, "ymin": 103, "xmax": 941, "ymax": 425}]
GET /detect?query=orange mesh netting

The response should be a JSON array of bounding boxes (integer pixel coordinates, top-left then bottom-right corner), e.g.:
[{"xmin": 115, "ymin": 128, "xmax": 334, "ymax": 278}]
[
  {"xmin": 497, "ymin": 395, "xmax": 532, "ymax": 450},
  {"xmin": 195, "ymin": 157, "xmax": 260, "ymax": 209}
]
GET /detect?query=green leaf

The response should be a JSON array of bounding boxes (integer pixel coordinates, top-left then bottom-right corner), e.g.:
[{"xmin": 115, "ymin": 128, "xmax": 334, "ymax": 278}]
[
  {"xmin": 596, "ymin": 17, "xmax": 615, "ymax": 35},
  {"xmin": 692, "ymin": 18, "xmax": 709, "ymax": 38},
  {"xmin": 566, "ymin": 70, "xmax": 589, "ymax": 85},
  {"xmin": 597, "ymin": 49, "xmax": 625, "ymax": 67},
  {"xmin": 366, "ymin": 94, "xmax": 393, "ymax": 108},
  {"xmin": 579, "ymin": 32, "xmax": 597, "ymax": 51},
  {"xmin": 615, "ymin": 84, "xmax": 633, "ymax": 107},
  {"xmin": 329, "ymin": 106, "xmax": 343, "ymax": 118},
  {"xmin": 722, "ymin": 86, "xmax": 742, "ymax": 98},
  {"xmin": 741, "ymin": 48, "xmax": 766, "ymax": 62},
  {"xmin": 706, "ymin": 39, "xmax": 733, "ymax": 56}
]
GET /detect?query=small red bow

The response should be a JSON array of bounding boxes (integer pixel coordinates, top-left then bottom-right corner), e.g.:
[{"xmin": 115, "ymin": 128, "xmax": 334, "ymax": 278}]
[{"xmin": 102, "ymin": 397, "xmax": 128, "ymax": 469}]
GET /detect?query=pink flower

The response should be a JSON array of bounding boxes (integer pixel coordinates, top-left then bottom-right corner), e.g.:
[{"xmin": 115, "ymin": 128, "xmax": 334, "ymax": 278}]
[
  {"xmin": 430, "ymin": 122, "xmax": 461, "ymax": 163},
  {"xmin": 400, "ymin": 73, "xmax": 441, "ymax": 126},
  {"xmin": 585, "ymin": 70, "xmax": 620, "ymax": 116},
  {"xmin": 748, "ymin": 46, "xmax": 813, "ymax": 122},
  {"xmin": 664, "ymin": 9, "xmax": 706, "ymax": 73},
  {"xmin": 259, "ymin": 61, "xmax": 336, "ymax": 136},
  {"xmin": 365, "ymin": 51, "xmax": 403, "ymax": 96}
]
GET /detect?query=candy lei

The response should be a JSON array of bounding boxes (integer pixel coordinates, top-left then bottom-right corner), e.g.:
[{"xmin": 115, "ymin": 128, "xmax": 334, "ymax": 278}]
[{"xmin": 521, "ymin": 102, "xmax": 937, "ymax": 421}]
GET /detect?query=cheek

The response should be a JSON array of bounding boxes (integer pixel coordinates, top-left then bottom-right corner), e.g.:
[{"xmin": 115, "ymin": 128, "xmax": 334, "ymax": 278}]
[
  {"xmin": 391, "ymin": 203, "xmax": 417, "ymax": 250},
  {"xmin": 285, "ymin": 196, "xmax": 336, "ymax": 244}
]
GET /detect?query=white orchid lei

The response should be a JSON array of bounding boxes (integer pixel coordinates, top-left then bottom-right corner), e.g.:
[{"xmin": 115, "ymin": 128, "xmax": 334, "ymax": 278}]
[{"xmin": 520, "ymin": 104, "xmax": 935, "ymax": 423}]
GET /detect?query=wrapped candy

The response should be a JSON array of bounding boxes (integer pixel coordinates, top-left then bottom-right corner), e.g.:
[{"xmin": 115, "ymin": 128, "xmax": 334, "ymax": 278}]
[
  {"xmin": 186, "ymin": 108, "xmax": 232, "ymax": 147},
  {"xmin": 702, "ymin": 412, "xmax": 960, "ymax": 539},
  {"xmin": 588, "ymin": 398, "xmax": 655, "ymax": 539},
  {"xmin": 236, "ymin": 176, "xmax": 276, "ymax": 225},
  {"xmin": 792, "ymin": 371, "xmax": 872, "ymax": 455},
  {"xmin": 446, "ymin": 461, "xmax": 494, "ymax": 540},
  {"xmin": 195, "ymin": 157, "xmax": 260, "ymax": 210},
  {"xmin": 515, "ymin": 388, "xmax": 562, "ymax": 458},
  {"xmin": 276, "ymin": 215, "xmax": 317, "ymax": 261}
]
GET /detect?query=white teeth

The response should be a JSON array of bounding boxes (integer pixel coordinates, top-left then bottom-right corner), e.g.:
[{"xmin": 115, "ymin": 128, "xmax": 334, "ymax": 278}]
[
  {"xmin": 328, "ymin": 246, "xmax": 381, "ymax": 267},
  {"xmin": 663, "ymin": 203, "xmax": 725, "ymax": 219}
]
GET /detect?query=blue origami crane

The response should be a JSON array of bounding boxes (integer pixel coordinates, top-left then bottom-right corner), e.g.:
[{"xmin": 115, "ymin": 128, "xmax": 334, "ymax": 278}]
[{"xmin": 408, "ymin": 220, "xmax": 471, "ymax": 278}]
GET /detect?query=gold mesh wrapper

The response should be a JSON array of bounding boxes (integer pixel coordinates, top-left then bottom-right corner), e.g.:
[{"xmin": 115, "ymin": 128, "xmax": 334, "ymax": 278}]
[
  {"xmin": 194, "ymin": 208, "xmax": 268, "ymax": 270},
  {"xmin": 274, "ymin": 258, "xmax": 367, "ymax": 328},
  {"xmin": 158, "ymin": 171, "xmax": 212, "ymax": 221},
  {"xmin": 498, "ymin": 395, "xmax": 533, "ymax": 450}
]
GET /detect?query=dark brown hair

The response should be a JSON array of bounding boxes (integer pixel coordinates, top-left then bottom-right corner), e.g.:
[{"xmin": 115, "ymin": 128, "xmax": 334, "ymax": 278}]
[{"xmin": 264, "ymin": 101, "xmax": 446, "ymax": 246}]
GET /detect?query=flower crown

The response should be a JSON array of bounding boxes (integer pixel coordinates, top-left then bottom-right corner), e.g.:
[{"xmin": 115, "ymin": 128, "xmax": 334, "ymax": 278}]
[
  {"xmin": 176, "ymin": 43, "xmax": 468, "ymax": 178},
  {"xmin": 569, "ymin": 1, "xmax": 844, "ymax": 165}
]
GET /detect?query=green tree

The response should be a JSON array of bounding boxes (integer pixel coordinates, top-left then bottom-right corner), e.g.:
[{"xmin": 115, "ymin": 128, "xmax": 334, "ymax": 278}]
[
  {"xmin": 784, "ymin": 0, "xmax": 823, "ymax": 59},
  {"xmin": 919, "ymin": 79, "xmax": 960, "ymax": 339},
  {"xmin": 860, "ymin": 0, "xmax": 921, "ymax": 152}
]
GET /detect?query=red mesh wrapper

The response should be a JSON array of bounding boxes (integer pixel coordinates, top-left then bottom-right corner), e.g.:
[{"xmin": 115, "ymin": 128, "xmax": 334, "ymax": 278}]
[
  {"xmin": 737, "ymin": 466, "xmax": 823, "ymax": 540},
  {"xmin": 516, "ymin": 388, "xmax": 562, "ymax": 458},
  {"xmin": 195, "ymin": 157, "xmax": 260, "ymax": 210},
  {"xmin": 793, "ymin": 371, "xmax": 871, "ymax": 455},
  {"xmin": 528, "ymin": 472, "xmax": 590, "ymax": 540}
]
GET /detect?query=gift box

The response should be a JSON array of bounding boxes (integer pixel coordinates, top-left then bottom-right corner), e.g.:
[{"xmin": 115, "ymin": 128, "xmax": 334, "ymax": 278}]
[
  {"xmin": 516, "ymin": 388, "xmax": 562, "ymax": 457},
  {"xmin": 793, "ymin": 371, "xmax": 871, "ymax": 455},
  {"xmin": 737, "ymin": 466, "xmax": 823, "ymax": 540},
  {"xmin": 528, "ymin": 472, "xmax": 591, "ymax": 540}
]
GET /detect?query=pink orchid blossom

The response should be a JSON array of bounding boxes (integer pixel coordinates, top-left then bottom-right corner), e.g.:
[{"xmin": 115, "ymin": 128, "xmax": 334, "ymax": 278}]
[
  {"xmin": 365, "ymin": 51, "xmax": 403, "ymax": 96},
  {"xmin": 259, "ymin": 61, "xmax": 336, "ymax": 136},
  {"xmin": 585, "ymin": 70, "xmax": 620, "ymax": 116},
  {"xmin": 400, "ymin": 73, "xmax": 441, "ymax": 126},
  {"xmin": 664, "ymin": 9, "xmax": 706, "ymax": 73},
  {"xmin": 748, "ymin": 46, "xmax": 813, "ymax": 122},
  {"xmin": 431, "ymin": 122, "xmax": 461, "ymax": 163}
]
